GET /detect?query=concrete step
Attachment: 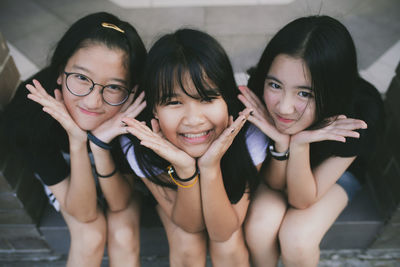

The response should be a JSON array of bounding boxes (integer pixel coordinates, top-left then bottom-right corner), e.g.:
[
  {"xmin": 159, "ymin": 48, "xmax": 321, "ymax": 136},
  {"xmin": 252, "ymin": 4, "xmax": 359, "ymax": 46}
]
[{"xmin": 38, "ymin": 184, "xmax": 384, "ymax": 257}]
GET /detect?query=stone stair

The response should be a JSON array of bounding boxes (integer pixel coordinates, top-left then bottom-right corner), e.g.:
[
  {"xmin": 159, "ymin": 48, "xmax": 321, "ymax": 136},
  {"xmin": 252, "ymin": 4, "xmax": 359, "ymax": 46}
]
[{"xmin": 37, "ymin": 183, "xmax": 384, "ymax": 260}]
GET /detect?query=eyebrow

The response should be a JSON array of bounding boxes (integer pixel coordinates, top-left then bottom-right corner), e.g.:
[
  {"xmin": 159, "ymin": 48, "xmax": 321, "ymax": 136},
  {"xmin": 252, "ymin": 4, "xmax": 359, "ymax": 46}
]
[
  {"xmin": 266, "ymin": 75, "xmax": 312, "ymax": 91},
  {"xmin": 70, "ymin": 65, "xmax": 128, "ymax": 85}
]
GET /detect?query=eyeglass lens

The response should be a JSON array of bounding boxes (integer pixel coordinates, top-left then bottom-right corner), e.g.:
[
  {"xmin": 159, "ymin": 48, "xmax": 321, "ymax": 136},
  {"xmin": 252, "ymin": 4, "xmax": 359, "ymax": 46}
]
[{"xmin": 66, "ymin": 73, "xmax": 129, "ymax": 105}]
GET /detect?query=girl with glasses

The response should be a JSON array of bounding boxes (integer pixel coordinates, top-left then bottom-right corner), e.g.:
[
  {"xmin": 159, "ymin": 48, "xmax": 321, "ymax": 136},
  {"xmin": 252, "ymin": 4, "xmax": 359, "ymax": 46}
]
[
  {"xmin": 241, "ymin": 15, "xmax": 384, "ymax": 267},
  {"xmin": 2, "ymin": 12, "xmax": 146, "ymax": 266}
]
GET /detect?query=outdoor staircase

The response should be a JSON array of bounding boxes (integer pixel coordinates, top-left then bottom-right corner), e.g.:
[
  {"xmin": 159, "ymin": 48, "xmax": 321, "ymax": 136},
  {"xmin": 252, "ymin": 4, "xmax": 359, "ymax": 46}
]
[{"xmin": 38, "ymin": 183, "xmax": 384, "ymax": 259}]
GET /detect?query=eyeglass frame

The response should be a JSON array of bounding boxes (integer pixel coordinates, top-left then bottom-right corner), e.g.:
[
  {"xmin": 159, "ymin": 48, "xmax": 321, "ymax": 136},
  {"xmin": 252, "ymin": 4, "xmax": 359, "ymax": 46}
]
[{"xmin": 63, "ymin": 71, "xmax": 131, "ymax": 106}]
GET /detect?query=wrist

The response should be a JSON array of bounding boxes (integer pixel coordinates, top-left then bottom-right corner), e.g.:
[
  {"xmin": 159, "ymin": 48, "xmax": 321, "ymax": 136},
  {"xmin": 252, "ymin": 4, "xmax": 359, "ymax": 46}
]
[
  {"xmin": 167, "ymin": 164, "xmax": 199, "ymax": 189},
  {"xmin": 172, "ymin": 164, "xmax": 198, "ymax": 180},
  {"xmin": 289, "ymin": 138, "xmax": 309, "ymax": 153},
  {"xmin": 87, "ymin": 131, "xmax": 113, "ymax": 150},
  {"xmin": 69, "ymin": 138, "xmax": 87, "ymax": 152},
  {"xmin": 268, "ymin": 141, "xmax": 289, "ymax": 161}
]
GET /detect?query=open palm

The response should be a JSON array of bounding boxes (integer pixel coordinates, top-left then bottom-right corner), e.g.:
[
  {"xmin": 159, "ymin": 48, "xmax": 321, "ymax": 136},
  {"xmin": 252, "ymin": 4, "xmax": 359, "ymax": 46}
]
[
  {"xmin": 26, "ymin": 79, "xmax": 86, "ymax": 142},
  {"xmin": 123, "ymin": 117, "xmax": 196, "ymax": 171}
]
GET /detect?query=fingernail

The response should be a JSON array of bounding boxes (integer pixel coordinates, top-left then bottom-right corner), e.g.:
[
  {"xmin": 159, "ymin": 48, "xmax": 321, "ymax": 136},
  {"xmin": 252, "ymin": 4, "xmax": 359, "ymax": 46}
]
[
  {"xmin": 231, "ymin": 128, "xmax": 235, "ymax": 133},
  {"xmin": 250, "ymin": 111, "xmax": 254, "ymax": 116}
]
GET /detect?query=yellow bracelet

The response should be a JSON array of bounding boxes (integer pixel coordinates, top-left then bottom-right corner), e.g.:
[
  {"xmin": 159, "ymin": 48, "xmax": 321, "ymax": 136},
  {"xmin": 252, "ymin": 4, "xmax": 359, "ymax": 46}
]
[{"xmin": 168, "ymin": 170, "xmax": 199, "ymax": 188}]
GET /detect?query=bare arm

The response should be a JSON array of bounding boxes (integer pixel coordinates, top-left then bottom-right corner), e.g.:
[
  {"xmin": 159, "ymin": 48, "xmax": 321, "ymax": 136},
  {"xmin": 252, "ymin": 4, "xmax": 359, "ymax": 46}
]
[
  {"xmin": 286, "ymin": 116, "xmax": 367, "ymax": 208},
  {"xmin": 198, "ymin": 109, "xmax": 252, "ymax": 241},
  {"xmin": 238, "ymin": 86, "xmax": 289, "ymax": 189},
  {"xmin": 27, "ymin": 80, "xmax": 97, "ymax": 222},
  {"xmin": 124, "ymin": 117, "xmax": 204, "ymax": 232},
  {"xmin": 90, "ymin": 92, "xmax": 146, "ymax": 211}
]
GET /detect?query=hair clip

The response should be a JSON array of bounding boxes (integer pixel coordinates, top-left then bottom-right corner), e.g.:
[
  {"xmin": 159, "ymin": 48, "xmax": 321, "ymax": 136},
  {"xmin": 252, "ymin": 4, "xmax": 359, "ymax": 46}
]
[{"xmin": 101, "ymin": 22, "xmax": 125, "ymax": 33}]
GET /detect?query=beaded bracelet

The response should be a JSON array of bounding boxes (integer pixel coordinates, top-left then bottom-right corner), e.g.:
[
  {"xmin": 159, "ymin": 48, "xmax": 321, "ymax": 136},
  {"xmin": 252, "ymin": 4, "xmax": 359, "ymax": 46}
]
[{"xmin": 87, "ymin": 131, "xmax": 113, "ymax": 150}]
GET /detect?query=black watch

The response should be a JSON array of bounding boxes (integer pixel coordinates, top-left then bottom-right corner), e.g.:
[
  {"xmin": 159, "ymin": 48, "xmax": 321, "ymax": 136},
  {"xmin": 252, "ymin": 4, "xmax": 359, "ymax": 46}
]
[{"xmin": 268, "ymin": 142, "xmax": 289, "ymax": 161}]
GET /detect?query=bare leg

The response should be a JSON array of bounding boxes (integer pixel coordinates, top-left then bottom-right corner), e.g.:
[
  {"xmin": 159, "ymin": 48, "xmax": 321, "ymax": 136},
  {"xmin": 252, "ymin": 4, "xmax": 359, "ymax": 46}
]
[
  {"xmin": 279, "ymin": 184, "xmax": 348, "ymax": 267},
  {"xmin": 244, "ymin": 183, "xmax": 287, "ymax": 267},
  {"xmin": 61, "ymin": 207, "xmax": 107, "ymax": 267},
  {"xmin": 209, "ymin": 227, "xmax": 250, "ymax": 267},
  {"xmin": 157, "ymin": 205, "xmax": 207, "ymax": 267},
  {"xmin": 107, "ymin": 194, "xmax": 142, "ymax": 267}
]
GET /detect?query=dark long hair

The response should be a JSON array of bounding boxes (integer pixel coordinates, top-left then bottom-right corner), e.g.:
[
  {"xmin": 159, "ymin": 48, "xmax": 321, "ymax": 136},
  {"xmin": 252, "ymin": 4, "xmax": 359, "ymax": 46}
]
[
  {"xmin": 131, "ymin": 29, "xmax": 258, "ymax": 203},
  {"xmin": 247, "ymin": 15, "xmax": 381, "ymax": 167},
  {"xmin": 2, "ymin": 12, "xmax": 146, "ymax": 151},
  {"xmin": 248, "ymin": 15, "xmax": 358, "ymax": 128}
]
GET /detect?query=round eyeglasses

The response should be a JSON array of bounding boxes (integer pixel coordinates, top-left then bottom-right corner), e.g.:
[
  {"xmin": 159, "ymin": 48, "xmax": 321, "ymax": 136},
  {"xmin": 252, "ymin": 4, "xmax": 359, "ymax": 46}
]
[{"xmin": 64, "ymin": 72, "xmax": 130, "ymax": 106}]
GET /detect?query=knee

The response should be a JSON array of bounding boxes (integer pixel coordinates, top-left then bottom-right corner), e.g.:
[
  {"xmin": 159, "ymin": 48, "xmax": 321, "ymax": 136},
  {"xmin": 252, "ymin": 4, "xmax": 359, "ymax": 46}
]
[
  {"xmin": 109, "ymin": 224, "xmax": 140, "ymax": 253},
  {"xmin": 73, "ymin": 223, "xmax": 106, "ymax": 257},
  {"xmin": 245, "ymin": 211, "xmax": 281, "ymax": 247},
  {"xmin": 245, "ymin": 200, "xmax": 285, "ymax": 248},
  {"xmin": 170, "ymin": 231, "xmax": 206, "ymax": 266},
  {"xmin": 279, "ymin": 220, "xmax": 318, "ymax": 262},
  {"xmin": 210, "ymin": 231, "xmax": 249, "ymax": 263}
]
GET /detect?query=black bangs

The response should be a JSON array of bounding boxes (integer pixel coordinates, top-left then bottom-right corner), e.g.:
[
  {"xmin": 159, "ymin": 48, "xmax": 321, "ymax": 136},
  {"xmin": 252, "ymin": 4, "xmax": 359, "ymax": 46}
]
[{"xmin": 154, "ymin": 57, "xmax": 222, "ymax": 107}]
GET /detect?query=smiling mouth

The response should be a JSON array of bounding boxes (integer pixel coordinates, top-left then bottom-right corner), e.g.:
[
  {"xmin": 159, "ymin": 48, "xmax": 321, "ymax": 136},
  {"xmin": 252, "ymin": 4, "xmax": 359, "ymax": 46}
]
[
  {"xmin": 182, "ymin": 131, "xmax": 210, "ymax": 138},
  {"xmin": 276, "ymin": 114, "xmax": 295, "ymax": 123},
  {"xmin": 79, "ymin": 107, "xmax": 101, "ymax": 116},
  {"xmin": 180, "ymin": 130, "xmax": 212, "ymax": 143}
]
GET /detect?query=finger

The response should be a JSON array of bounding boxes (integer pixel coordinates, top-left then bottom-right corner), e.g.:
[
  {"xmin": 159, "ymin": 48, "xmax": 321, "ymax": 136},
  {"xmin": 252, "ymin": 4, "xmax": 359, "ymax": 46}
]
[
  {"xmin": 238, "ymin": 86, "xmax": 265, "ymax": 108},
  {"xmin": 129, "ymin": 100, "xmax": 147, "ymax": 119},
  {"xmin": 126, "ymin": 126, "xmax": 153, "ymax": 141},
  {"xmin": 32, "ymin": 79, "xmax": 50, "ymax": 97},
  {"xmin": 229, "ymin": 115, "xmax": 234, "ymax": 126},
  {"xmin": 27, "ymin": 91, "xmax": 55, "ymax": 108},
  {"xmin": 237, "ymin": 94, "xmax": 255, "ymax": 110},
  {"xmin": 131, "ymin": 85, "xmax": 139, "ymax": 95},
  {"xmin": 120, "ymin": 90, "xmax": 136, "ymax": 112},
  {"xmin": 325, "ymin": 134, "xmax": 347, "ymax": 143},
  {"xmin": 25, "ymin": 83, "xmax": 39, "ymax": 95},
  {"xmin": 54, "ymin": 89, "xmax": 64, "ymax": 102},
  {"xmin": 328, "ymin": 128, "xmax": 361, "ymax": 138},
  {"xmin": 331, "ymin": 118, "xmax": 368, "ymax": 130},
  {"xmin": 150, "ymin": 118, "xmax": 161, "ymax": 134},
  {"xmin": 124, "ymin": 92, "xmax": 146, "ymax": 117},
  {"xmin": 123, "ymin": 118, "xmax": 156, "ymax": 139}
]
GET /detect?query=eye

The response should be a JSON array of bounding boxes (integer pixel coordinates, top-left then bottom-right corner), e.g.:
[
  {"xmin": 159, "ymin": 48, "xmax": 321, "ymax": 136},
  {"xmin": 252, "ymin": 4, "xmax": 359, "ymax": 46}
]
[
  {"xmin": 269, "ymin": 82, "xmax": 281, "ymax": 89},
  {"xmin": 73, "ymin": 73, "xmax": 90, "ymax": 82},
  {"xmin": 200, "ymin": 97, "xmax": 215, "ymax": 103},
  {"xmin": 298, "ymin": 91, "xmax": 314, "ymax": 98},
  {"xmin": 165, "ymin": 100, "xmax": 181, "ymax": 106},
  {"xmin": 106, "ymin": 84, "xmax": 124, "ymax": 91}
]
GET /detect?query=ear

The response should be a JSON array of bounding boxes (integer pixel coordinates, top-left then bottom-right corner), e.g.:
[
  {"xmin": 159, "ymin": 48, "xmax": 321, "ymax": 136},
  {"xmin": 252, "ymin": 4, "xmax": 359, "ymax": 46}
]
[
  {"xmin": 153, "ymin": 108, "xmax": 159, "ymax": 119},
  {"xmin": 57, "ymin": 73, "xmax": 63, "ymax": 85}
]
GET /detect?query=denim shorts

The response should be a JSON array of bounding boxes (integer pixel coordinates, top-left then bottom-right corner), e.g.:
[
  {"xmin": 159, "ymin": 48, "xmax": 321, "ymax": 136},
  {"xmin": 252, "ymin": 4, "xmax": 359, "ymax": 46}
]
[{"xmin": 336, "ymin": 171, "xmax": 362, "ymax": 202}]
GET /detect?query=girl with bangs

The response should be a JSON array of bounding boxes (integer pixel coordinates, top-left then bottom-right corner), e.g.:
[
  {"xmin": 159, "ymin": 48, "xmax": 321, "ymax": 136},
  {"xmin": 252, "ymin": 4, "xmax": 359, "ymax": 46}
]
[{"xmin": 122, "ymin": 29, "xmax": 268, "ymax": 266}]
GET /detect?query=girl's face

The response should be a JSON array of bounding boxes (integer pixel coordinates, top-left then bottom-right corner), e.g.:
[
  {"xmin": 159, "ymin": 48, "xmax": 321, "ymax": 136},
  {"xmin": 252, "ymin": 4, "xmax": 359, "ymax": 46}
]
[
  {"xmin": 154, "ymin": 74, "xmax": 229, "ymax": 158},
  {"xmin": 57, "ymin": 44, "xmax": 128, "ymax": 131},
  {"xmin": 263, "ymin": 54, "xmax": 316, "ymax": 135}
]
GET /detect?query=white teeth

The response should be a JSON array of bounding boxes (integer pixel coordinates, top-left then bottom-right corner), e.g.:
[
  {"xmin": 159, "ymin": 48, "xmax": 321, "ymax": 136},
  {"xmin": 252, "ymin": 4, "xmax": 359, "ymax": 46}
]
[{"xmin": 183, "ymin": 131, "xmax": 208, "ymax": 138}]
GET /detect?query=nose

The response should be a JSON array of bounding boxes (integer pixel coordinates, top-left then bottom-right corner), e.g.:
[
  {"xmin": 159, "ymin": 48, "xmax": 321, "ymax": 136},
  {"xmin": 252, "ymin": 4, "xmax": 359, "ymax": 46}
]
[
  {"xmin": 182, "ymin": 103, "xmax": 206, "ymax": 126},
  {"xmin": 82, "ymin": 85, "xmax": 103, "ymax": 109},
  {"xmin": 277, "ymin": 93, "xmax": 295, "ymax": 115}
]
